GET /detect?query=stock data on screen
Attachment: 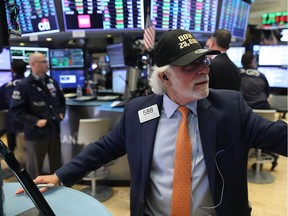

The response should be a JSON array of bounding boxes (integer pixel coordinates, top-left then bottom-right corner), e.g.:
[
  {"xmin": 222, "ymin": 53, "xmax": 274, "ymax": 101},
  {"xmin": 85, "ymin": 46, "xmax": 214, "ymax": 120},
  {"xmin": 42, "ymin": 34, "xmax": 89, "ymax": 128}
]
[{"xmin": 150, "ymin": 0, "xmax": 218, "ymax": 33}]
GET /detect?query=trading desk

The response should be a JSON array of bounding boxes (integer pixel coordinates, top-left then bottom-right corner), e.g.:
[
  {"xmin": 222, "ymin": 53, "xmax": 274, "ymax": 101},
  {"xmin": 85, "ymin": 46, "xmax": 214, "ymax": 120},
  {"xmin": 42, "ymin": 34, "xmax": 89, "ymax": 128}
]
[
  {"xmin": 60, "ymin": 99, "xmax": 130, "ymax": 182},
  {"xmin": 4, "ymin": 182, "xmax": 112, "ymax": 216}
]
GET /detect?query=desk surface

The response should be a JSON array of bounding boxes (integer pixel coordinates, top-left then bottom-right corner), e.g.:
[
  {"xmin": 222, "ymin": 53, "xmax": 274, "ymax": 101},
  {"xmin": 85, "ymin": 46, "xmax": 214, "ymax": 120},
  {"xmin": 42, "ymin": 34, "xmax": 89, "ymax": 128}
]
[
  {"xmin": 4, "ymin": 182, "xmax": 112, "ymax": 216},
  {"xmin": 65, "ymin": 99, "xmax": 124, "ymax": 113}
]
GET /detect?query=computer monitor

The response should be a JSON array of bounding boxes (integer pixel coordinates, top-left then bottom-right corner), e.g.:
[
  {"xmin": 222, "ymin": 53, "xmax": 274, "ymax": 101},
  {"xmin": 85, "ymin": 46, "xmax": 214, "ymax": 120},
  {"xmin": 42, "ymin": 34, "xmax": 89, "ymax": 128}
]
[
  {"xmin": 0, "ymin": 71, "xmax": 12, "ymax": 86},
  {"xmin": 107, "ymin": 44, "xmax": 126, "ymax": 68},
  {"xmin": 258, "ymin": 45, "xmax": 288, "ymax": 66},
  {"xmin": 5, "ymin": 0, "xmax": 59, "ymax": 36},
  {"xmin": 226, "ymin": 47, "xmax": 246, "ymax": 68},
  {"xmin": 150, "ymin": 0, "xmax": 218, "ymax": 33},
  {"xmin": 10, "ymin": 46, "xmax": 50, "ymax": 75},
  {"xmin": 49, "ymin": 48, "xmax": 84, "ymax": 69},
  {"xmin": 112, "ymin": 67, "xmax": 127, "ymax": 95},
  {"xmin": 51, "ymin": 69, "xmax": 85, "ymax": 89},
  {"xmin": 0, "ymin": 48, "xmax": 11, "ymax": 70},
  {"xmin": 61, "ymin": 0, "xmax": 144, "ymax": 31},
  {"xmin": 257, "ymin": 67, "xmax": 288, "ymax": 89},
  {"xmin": 218, "ymin": 0, "xmax": 250, "ymax": 39}
]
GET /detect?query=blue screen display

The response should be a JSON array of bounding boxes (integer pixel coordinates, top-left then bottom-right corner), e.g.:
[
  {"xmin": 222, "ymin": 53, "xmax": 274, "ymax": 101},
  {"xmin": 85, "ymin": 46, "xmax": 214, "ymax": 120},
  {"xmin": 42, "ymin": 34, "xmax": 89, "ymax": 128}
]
[
  {"xmin": 0, "ymin": 48, "xmax": 11, "ymax": 70},
  {"xmin": 0, "ymin": 71, "xmax": 12, "ymax": 87},
  {"xmin": 51, "ymin": 69, "xmax": 85, "ymax": 89}
]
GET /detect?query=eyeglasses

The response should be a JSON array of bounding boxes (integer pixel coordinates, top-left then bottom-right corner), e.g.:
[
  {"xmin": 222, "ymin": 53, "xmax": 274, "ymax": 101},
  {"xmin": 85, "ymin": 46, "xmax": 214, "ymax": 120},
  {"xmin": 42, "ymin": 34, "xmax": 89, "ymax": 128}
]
[
  {"xmin": 180, "ymin": 57, "xmax": 211, "ymax": 71},
  {"xmin": 35, "ymin": 60, "xmax": 48, "ymax": 64},
  {"xmin": 194, "ymin": 57, "xmax": 211, "ymax": 66}
]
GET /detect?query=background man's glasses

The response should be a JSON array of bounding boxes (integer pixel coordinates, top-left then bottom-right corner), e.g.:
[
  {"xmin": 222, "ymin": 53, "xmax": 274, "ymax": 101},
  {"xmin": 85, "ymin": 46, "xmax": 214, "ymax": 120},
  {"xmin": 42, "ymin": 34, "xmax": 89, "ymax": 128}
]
[{"xmin": 36, "ymin": 60, "xmax": 48, "ymax": 64}]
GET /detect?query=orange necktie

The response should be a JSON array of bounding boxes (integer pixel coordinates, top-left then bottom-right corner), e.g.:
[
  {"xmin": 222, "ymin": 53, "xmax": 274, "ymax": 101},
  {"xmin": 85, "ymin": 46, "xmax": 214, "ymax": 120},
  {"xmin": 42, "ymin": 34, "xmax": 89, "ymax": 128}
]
[{"xmin": 171, "ymin": 106, "xmax": 192, "ymax": 216}]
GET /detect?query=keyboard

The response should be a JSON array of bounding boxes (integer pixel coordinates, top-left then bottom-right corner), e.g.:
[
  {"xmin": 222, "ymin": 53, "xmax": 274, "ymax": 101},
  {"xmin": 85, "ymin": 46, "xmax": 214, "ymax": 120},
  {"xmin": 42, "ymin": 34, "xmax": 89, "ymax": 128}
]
[
  {"xmin": 97, "ymin": 95, "xmax": 119, "ymax": 101},
  {"xmin": 73, "ymin": 96, "xmax": 97, "ymax": 101},
  {"xmin": 110, "ymin": 100, "xmax": 129, "ymax": 108}
]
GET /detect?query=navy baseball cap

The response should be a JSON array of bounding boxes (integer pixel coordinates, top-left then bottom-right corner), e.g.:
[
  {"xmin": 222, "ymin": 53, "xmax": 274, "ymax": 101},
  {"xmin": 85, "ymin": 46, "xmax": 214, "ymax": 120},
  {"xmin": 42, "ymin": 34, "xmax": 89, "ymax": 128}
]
[{"xmin": 155, "ymin": 29, "xmax": 220, "ymax": 67}]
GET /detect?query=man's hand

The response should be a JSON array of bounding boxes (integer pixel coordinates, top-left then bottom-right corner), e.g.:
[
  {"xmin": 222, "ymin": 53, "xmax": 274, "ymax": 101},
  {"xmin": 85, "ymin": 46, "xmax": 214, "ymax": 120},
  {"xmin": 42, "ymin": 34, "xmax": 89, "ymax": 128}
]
[
  {"xmin": 59, "ymin": 113, "xmax": 64, "ymax": 121},
  {"xmin": 15, "ymin": 174, "xmax": 60, "ymax": 194},
  {"xmin": 36, "ymin": 119, "xmax": 47, "ymax": 127}
]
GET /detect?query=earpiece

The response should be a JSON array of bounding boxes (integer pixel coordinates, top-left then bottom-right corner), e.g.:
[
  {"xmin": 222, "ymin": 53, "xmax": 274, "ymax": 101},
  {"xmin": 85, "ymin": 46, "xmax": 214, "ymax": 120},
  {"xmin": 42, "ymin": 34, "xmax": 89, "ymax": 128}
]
[{"xmin": 163, "ymin": 74, "xmax": 169, "ymax": 80}]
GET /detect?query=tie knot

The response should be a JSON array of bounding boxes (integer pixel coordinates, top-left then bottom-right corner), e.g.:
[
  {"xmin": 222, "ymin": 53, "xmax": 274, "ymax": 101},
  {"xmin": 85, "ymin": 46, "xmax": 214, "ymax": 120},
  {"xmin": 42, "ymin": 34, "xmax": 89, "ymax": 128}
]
[{"xmin": 178, "ymin": 106, "xmax": 189, "ymax": 118}]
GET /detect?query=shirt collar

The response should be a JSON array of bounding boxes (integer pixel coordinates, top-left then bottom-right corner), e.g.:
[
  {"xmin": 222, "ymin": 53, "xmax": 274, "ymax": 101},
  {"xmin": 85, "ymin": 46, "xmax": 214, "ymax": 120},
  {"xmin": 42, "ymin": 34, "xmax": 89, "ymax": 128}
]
[{"xmin": 163, "ymin": 94, "xmax": 198, "ymax": 118}]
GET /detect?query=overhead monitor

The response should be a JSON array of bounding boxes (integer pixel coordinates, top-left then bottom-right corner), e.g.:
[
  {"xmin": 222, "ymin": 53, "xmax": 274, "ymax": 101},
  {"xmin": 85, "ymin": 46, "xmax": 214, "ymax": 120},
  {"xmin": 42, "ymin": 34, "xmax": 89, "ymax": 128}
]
[
  {"xmin": 112, "ymin": 67, "xmax": 127, "ymax": 94},
  {"xmin": 0, "ymin": 71, "xmax": 12, "ymax": 87},
  {"xmin": 226, "ymin": 47, "xmax": 246, "ymax": 68},
  {"xmin": 218, "ymin": 0, "xmax": 250, "ymax": 39},
  {"xmin": 257, "ymin": 67, "xmax": 288, "ymax": 89},
  {"xmin": 258, "ymin": 45, "xmax": 288, "ymax": 66},
  {"xmin": 107, "ymin": 44, "xmax": 126, "ymax": 68},
  {"xmin": 49, "ymin": 48, "xmax": 84, "ymax": 69},
  {"xmin": 151, "ymin": 0, "xmax": 218, "ymax": 33},
  {"xmin": 51, "ymin": 69, "xmax": 85, "ymax": 89},
  {"xmin": 0, "ymin": 48, "xmax": 11, "ymax": 70},
  {"xmin": 61, "ymin": 0, "xmax": 144, "ymax": 31},
  {"xmin": 10, "ymin": 46, "xmax": 50, "ymax": 76},
  {"xmin": 5, "ymin": 0, "xmax": 59, "ymax": 36}
]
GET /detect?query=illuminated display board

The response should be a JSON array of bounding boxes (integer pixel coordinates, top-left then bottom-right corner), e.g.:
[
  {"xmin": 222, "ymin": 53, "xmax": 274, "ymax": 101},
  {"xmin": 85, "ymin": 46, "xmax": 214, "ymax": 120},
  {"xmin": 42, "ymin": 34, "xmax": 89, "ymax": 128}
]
[
  {"xmin": 262, "ymin": 12, "xmax": 288, "ymax": 28},
  {"xmin": 218, "ymin": 0, "xmax": 250, "ymax": 39},
  {"xmin": 5, "ymin": 0, "xmax": 59, "ymax": 36},
  {"xmin": 150, "ymin": 0, "xmax": 218, "ymax": 33},
  {"xmin": 62, "ymin": 0, "xmax": 144, "ymax": 31}
]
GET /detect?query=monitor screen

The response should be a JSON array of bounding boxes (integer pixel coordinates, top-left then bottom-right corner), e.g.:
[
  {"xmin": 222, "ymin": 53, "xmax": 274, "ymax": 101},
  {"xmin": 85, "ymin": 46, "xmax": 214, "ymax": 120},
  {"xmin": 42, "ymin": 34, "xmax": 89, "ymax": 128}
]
[
  {"xmin": 61, "ymin": 0, "xmax": 144, "ymax": 31},
  {"xmin": 218, "ymin": 0, "xmax": 250, "ymax": 39},
  {"xmin": 49, "ymin": 48, "xmax": 84, "ymax": 69},
  {"xmin": 258, "ymin": 45, "xmax": 288, "ymax": 66},
  {"xmin": 257, "ymin": 67, "xmax": 288, "ymax": 88},
  {"xmin": 5, "ymin": 0, "xmax": 59, "ymax": 36},
  {"xmin": 0, "ymin": 71, "xmax": 12, "ymax": 87},
  {"xmin": 151, "ymin": 0, "xmax": 218, "ymax": 33},
  {"xmin": 112, "ymin": 67, "xmax": 127, "ymax": 94},
  {"xmin": 0, "ymin": 48, "xmax": 11, "ymax": 70},
  {"xmin": 51, "ymin": 69, "xmax": 85, "ymax": 89},
  {"xmin": 226, "ymin": 47, "xmax": 246, "ymax": 68},
  {"xmin": 10, "ymin": 46, "xmax": 50, "ymax": 76},
  {"xmin": 10, "ymin": 46, "xmax": 49, "ymax": 65},
  {"xmin": 107, "ymin": 44, "xmax": 126, "ymax": 68}
]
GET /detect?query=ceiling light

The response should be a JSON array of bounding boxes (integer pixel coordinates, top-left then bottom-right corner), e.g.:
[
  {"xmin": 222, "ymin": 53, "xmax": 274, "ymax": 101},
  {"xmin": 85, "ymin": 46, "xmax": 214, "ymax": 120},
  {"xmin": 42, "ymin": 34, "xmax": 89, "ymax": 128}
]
[
  {"xmin": 46, "ymin": 38, "xmax": 53, "ymax": 41},
  {"xmin": 19, "ymin": 42, "xmax": 25, "ymax": 46}
]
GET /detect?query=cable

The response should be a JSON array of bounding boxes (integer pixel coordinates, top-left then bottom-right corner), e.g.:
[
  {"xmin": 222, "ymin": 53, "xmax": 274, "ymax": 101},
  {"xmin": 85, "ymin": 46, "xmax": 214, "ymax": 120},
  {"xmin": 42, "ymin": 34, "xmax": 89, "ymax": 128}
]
[{"xmin": 190, "ymin": 149, "xmax": 225, "ymax": 216}]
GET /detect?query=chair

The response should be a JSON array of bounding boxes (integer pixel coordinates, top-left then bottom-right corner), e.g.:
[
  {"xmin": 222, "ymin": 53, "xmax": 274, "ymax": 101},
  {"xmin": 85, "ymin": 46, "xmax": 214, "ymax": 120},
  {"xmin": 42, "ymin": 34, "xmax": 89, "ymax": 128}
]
[
  {"xmin": 269, "ymin": 94, "xmax": 287, "ymax": 119},
  {"xmin": 247, "ymin": 109, "xmax": 277, "ymax": 184},
  {"xmin": 77, "ymin": 118, "xmax": 113, "ymax": 201}
]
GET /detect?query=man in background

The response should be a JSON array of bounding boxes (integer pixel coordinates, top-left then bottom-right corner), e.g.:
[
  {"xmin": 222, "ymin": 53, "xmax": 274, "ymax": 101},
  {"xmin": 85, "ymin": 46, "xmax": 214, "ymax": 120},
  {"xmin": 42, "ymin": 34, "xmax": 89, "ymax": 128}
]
[
  {"xmin": 0, "ymin": 60, "xmax": 26, "ymax": 151},
  {"xmin": 240, "ymin": 51, "xmax": 271, "ymax": 109},
  {"xmin": 10, "ymin": 53, "xmax": 66, "ymax": 178},
  {"xmin": 206, "ymin": 29, "xmax": 241, "ymax": 91}
]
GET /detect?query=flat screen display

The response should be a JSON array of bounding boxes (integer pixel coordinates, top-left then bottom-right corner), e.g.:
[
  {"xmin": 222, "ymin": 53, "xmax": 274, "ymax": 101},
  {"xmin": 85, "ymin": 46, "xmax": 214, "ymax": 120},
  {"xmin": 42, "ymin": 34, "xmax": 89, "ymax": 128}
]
[
  {"xmin": 258, "ymin": 45, "xmax": 288, "ymax": 66},
  {"xmin": 0, "ymin": 48, "xmax": 11, "ymax": 70},
  {"xmin": 51, "ymin": 69, "xmax": 85, "ymax": 89},
  {"xmin": 0, "ymin": 71, "xmax": 12, "ymax": 87},
  {"xmin": 10, "ymin": 46, "xmax": 50, "ymax": 75},
  {"xmin": 151, "ymin": 0, "xmax": 218, "ymax": 33},
  {"xmin": 112, "ymin": 67, "xmax": 127, "ymax": 94},
  {"xmin": 257, "ymin": 67, "xmax": 288, "ymax": 88},
  {"xmin": 61, "ymin": 0, "xmax": 144, "ymax": 31},
  {"xmin": 49, "ymin": 48, "xmax": 84, "ymax": 69},
  {"xmin": 218, "ymin": 0, "xmax": 250, "ymax": 39},
  {"xmin": 226, "ymin": 47, "xmax": 246, "ymax": 68},
  {"xmin": 5, "ymin": 0, "xmax": 59, "ymax": 36},
  {"xmin": 107, "ymin": 44, "xmax": 125, "ymax": 68}
]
